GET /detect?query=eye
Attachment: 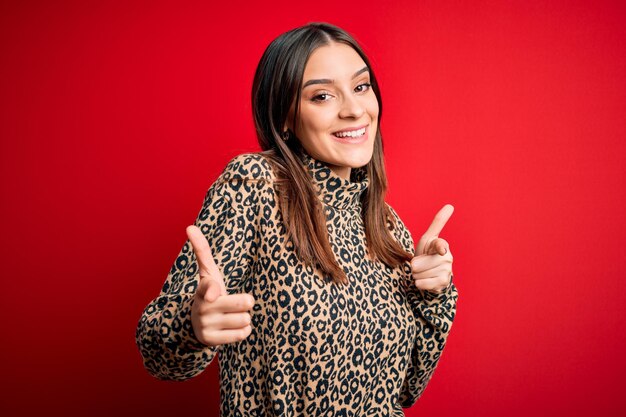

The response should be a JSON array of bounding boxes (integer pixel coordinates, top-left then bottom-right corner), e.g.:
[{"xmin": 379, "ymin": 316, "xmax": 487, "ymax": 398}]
[
  {"xmin": 311, "ymin": 92, "xmax": 332, "ymax": 103},
  {"xmin": 355, "ymin": 82, "xmax": 372, "ymax": 93}
]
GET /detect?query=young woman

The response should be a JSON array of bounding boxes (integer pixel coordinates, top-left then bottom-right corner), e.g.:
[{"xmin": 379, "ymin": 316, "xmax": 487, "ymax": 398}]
[{"xmin": 136, "ymin": 22, "xmax": 458, "ymax": 416}]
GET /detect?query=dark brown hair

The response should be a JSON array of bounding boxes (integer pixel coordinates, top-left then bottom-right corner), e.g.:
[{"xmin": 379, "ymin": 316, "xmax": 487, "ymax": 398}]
[{"xmin": 251, "ymin": 22, "xmax": 412, "ymax": 285}]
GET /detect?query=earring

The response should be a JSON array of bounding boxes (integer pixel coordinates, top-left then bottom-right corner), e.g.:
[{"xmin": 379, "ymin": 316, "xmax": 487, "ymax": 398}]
[{"xmin": 281, "ymin": 130, "xmax": 290, "ymax": 141}]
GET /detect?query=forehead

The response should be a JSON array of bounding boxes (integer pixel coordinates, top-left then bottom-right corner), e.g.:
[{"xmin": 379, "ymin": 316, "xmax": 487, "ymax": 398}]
[{"xmin": 303, "ymin": 42, "xmax": 367, "ymax": 78}]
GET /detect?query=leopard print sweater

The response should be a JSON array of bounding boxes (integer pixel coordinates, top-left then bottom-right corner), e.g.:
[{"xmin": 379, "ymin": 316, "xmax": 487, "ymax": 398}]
[{"xmin": 136, "ymin": 151, "xmax": 458, "ymax": 416}]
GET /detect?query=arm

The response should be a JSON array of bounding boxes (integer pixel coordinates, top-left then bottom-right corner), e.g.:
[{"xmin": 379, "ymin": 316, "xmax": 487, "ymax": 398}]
[
  {"xmin": 385, "ymin": 204, "xmax": 459, "ymax": 407},
  {"xmin": 400, "ymin": 280, "xmax": 458, "ymax": 407},
  {"xmin": 135, "ymin": 154, "xmax": 269, "ymax": 381}
]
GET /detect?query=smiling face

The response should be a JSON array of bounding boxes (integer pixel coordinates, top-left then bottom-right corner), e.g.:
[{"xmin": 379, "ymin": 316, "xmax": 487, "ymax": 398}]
[{"xmin": 286, "ymin": 42, "xmax": 380, "ymax": 180}]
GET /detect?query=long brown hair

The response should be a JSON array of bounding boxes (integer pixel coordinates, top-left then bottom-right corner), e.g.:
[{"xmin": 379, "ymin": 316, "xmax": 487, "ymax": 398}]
[{"xmin": 251, "ymin": 22, "xmax": 412, "ymax": 285}]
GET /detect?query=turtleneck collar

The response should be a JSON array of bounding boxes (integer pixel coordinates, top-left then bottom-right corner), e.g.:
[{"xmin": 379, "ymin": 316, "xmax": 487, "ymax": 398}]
[{"xmin": 300, "ymin": 151, "xmax": 369, "ymax": 211}]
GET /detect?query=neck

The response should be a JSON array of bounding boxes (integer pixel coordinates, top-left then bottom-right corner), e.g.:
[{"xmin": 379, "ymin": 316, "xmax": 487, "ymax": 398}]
[{"xmin": 328, "ymin": 164, "xmax": 351, "ymax": 181}]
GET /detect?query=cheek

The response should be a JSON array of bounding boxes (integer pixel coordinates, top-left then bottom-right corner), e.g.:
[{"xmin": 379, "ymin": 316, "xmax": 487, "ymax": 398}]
[
  {"xmin": 299, "ymin": 108, "xmax": 334, "ymax": 137},
  {"xmin": 368, "ymin": 99, "xmax": 380, "ymax": 119},
  {"xmin": 368, "ymin": 106, "xmax": 380, "ymax": 136}
]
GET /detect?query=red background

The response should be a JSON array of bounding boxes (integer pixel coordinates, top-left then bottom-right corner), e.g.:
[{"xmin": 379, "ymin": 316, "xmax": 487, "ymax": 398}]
[{"xmin": 1, "ymin": 0, "xmax": 625, "ymax": 416}]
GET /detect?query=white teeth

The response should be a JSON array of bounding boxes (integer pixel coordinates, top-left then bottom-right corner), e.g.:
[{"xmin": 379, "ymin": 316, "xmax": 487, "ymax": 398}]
[{"xmin": 334, "ymin": 127, "xmax": 366, "ymax": 138}]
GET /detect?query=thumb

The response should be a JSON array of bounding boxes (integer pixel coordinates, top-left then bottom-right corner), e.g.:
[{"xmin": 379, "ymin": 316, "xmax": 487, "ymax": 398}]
[{"xmin": 186, "ymin": 225, "xmax": 227, "ymax": 295}]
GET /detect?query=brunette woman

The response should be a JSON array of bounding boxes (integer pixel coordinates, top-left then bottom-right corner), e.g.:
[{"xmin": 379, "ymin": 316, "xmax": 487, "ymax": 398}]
[{"xmin": 136, "ymin": 22, "xmax": 458, "ymax": 416}]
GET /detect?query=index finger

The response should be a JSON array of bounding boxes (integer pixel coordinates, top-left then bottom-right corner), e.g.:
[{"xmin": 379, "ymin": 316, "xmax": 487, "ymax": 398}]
[
  {"xmin": 422, "ymin": 204, "xmax": 454, "ymax": 239},
  {"xmin": 209, "ymin": 293, "xmax": 256, "ymax": 313}
]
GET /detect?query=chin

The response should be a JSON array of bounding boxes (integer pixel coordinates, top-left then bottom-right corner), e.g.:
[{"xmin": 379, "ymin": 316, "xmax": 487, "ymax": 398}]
[{"xmin": 340, "ymin": 151, "xmax": 374, "ymax": 169}]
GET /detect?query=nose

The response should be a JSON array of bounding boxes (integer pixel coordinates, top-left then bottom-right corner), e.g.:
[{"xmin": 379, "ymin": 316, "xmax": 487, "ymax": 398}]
[{"xmin": 338, "ymin": 94, "xmax": 365, "ymax": 119}]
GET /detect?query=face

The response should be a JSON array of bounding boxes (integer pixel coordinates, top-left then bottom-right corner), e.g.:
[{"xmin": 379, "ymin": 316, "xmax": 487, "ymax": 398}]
[{"xmin": 286, "ymin": 42, "xmax": 379, "ymax": 180}]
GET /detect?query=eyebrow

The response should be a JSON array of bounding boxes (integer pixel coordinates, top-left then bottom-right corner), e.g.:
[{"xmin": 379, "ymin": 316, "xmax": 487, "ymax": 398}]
[{"xmin": 302, "ymin": 66, "xmax": 369, "ymax": 89}]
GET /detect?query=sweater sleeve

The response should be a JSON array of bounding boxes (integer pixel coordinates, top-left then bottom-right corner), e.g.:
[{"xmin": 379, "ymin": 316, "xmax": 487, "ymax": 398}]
[
  {"xmin": 135, "ymin": 153, "xmax": 272, "ymax": 381},
  {"xmin": 385, "ymin": 204, "xmax": 459, "ymax": 408}
]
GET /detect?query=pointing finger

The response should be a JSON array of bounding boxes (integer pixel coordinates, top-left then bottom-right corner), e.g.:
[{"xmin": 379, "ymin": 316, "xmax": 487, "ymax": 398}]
[
  {"xmin": 425, "ymin": 237, "xmax": 449, "ymax": 256},
  {"xmin": 208, "ymin": 293, "xmax": 256, "ymax": 314},
  {"xmin": 417, "ymin": 204, "xmax": 454, "ymax": 255},
  {"xmin": 204, "ymin": 277, "xmax": 223, "ymax": 303},
  {"xmin": 423, "ymin": 204, "xmax": 454, "ymax": 238},
  {"xmin": 194, "ymin": 273, "xmax": 223, "ymax": 302}
]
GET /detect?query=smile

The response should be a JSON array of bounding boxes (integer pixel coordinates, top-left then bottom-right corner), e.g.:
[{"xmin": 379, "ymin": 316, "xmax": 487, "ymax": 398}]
[{"xmin": 332, "ymin": 126, "xmax": 367, "ymax": 138}]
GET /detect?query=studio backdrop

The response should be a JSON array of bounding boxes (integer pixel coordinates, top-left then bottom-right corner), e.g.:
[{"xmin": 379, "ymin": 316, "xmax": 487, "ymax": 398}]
[{"xmin": 1, "ymin": 1, "xmax": 625, "ymax": 416}]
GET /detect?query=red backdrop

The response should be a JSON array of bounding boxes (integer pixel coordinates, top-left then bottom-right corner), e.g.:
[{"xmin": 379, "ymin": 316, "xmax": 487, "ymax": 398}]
[{"xmin": 1, "ymin": 0, "xmax": 625, "ymax": 416}]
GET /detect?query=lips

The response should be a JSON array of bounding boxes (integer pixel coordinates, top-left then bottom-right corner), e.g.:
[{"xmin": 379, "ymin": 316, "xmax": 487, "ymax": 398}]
[
  {"xmin": 331, "ymin": 125, "xmax": 369, "ymax": 144},
  {"xmin": 333, "ymin": 125, "xmax": 368, "ymax": 138}
]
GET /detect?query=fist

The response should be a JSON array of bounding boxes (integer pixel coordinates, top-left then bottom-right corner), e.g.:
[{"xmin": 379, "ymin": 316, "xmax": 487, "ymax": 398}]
[
  {"xmin": 186, "ymin": 225, "xmax": 255, "ymax": 347},
  {"xmin": 411, "ymin": 204, "xmax": 455, "ymax": 294}
]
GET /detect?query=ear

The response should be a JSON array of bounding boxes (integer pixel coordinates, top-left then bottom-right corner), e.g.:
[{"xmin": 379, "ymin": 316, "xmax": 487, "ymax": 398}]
[
  {"xmin": 283, "ymin": 121, "xmax": 294, "ymax": 133},
  {"xmin": 285, "ymin": 101, "xmax": 297, "ymax": 132}
]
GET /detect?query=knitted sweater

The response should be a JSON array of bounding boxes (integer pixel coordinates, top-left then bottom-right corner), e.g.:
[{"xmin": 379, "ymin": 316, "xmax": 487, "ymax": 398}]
[{"xmin": 136, "ymin": 151, "xmax": 458, "ymax": 416}]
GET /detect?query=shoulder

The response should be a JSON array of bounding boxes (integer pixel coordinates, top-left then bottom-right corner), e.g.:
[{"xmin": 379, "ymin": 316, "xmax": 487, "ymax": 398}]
[
  {"xmin": 385, "ymin": 203, "xmax": 415, "ymax": 256},
  {"xmin": 385, "ymin": 203, "xmax": 404, "ymax": 229},
  {"xmin": 220, "ymin": 152, "xmax": 275, "ymax": 181},
  {"xmin": 206, "ymin": 152, "xmax": 277, "ymax": 213}
]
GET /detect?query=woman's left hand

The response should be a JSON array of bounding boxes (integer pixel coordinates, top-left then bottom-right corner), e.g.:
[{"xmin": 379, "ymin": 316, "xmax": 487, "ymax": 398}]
[{"xmin": 411, "ymin": 204, "xmax": 455, "ymax": 294}]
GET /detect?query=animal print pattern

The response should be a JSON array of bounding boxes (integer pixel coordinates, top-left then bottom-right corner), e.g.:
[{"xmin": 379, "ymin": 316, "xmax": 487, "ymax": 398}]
[{"xmin": 136, "ymin": 151, "xmax": 458, "ymax": 416}]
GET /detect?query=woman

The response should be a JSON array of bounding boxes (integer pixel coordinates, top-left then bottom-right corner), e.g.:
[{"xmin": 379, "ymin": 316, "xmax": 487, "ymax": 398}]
[{"xmin": 136, "ymin": 22, "xmax": 458, "ymax": 416}]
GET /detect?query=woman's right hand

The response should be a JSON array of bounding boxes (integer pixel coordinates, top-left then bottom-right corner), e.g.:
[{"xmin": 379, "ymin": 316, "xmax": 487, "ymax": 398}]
[{"xmin": 186, "ymin": 225, "xmax": 255, "ymax": 347}]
